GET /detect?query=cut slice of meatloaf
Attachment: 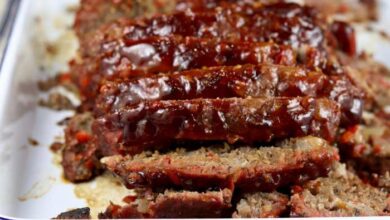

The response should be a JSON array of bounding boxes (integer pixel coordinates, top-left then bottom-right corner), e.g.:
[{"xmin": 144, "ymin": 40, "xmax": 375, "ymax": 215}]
[
  {"xmin": 72, "ymin": 36, "xmax": 296, "ymax": 106},
  {"xmin": 290, "ymin": 163, "xmax": 390, "ymax": 217},
  {"xmin": 93, "ymin": 97, "xmax": 341, "ymax": 155},
  {"xmin": 79, "ymin": 3, "xmax": 330, "ymax": 62},
  {"xmin": 98, "ymin": 189, "xmax": 232, "ymax": 218},
  {"xmin": 95, "ymin": 64, "xmax": 363, "ymax": 125},
  {"xmin": 101, "ymin": 136, "xmax": 339, "ymax": 192},
  {"xmin": 232, "ymin": 192, "xmax": 289, "ymax": 218}
]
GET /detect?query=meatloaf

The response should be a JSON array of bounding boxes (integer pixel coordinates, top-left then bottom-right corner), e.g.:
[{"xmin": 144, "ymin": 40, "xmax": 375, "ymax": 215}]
[
  {"xmin": 232, "ymin": 192, "xmax": 289, "ymax": 218},
  {"xmin": 99, "ymin": 189, "xmax": 232, "ymax": 218},
  {"xmin": 93, "ymin": 97, "xmax": 341, "ymax": 155},
  {"xmin": 290, "ymin": 163, "xmax": 390, "ymax": 217},
  {"xmin": 101, "ymin": 136, "xmax": 339, "ymax": 192}
]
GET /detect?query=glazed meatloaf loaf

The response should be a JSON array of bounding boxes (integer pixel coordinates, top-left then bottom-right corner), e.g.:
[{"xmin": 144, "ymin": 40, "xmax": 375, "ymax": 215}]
[
  {"xmin": 101, "ymin": 136, "xmax": 338, "ymax": 192},
  {"xmin": 232, "ymin": 192, "xmax": 289, "ymax": 218},
  {"xmin": 290, "ymin": 163, "xmax": 390, "ymax": 217}
]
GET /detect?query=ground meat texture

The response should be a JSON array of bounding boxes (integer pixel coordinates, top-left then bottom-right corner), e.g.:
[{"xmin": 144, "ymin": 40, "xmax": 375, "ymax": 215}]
[
  {"xmin": 62, "ymin": 112, "xmax": 101, "ymax": 182},
  {"xmin": 93, "ymin": 97, "xmax": 340, "ymax": 155},
  {"xmin": 95, "ymin": 64, "xmax": 363, "ymax": 125},
  {"xmin": 99, "ymin": 189, "xmax": 232, "ymax": 218},
  {"xmin": 72, "ymin": 36, "xmax": 296, "ymax": 106},
  {"xmin": 79, "ymin": 3, "xmax": 328, "ymax": 60},
  {"xmin": 101, "ymin": 136, "xmax": 339, "ymax": 192},
  {"xmin": 232, "ymin": 192, "xmax": 289, "ymax": 218},
  {"xmin": 55, "ymin": 207, "xmax": 91, "ymax": 219},
  {"xmin": 290, "ymin": 163, "xmax": 390, "ymax": 217}
]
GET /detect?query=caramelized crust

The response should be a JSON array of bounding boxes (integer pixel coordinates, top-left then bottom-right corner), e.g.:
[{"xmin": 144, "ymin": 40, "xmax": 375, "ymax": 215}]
[
  {"xmin": 101, "ymin": 136, "xmax": 339, "ymax": 192},
  {"xmin": 93, "ymin": 97, "xmax": 340, "ymax": 155}
]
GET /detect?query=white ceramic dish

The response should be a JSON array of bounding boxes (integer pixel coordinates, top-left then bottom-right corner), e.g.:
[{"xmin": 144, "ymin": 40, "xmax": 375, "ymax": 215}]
[{"xmin": 0, "ymin": 0, "xmax": 390, "ymax": 219}]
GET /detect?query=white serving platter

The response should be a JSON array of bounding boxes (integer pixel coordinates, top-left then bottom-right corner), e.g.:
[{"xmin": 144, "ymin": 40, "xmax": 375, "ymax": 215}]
[{"xmin": 0, "ymin": 0, "xmax": 390, "ymax": 219}]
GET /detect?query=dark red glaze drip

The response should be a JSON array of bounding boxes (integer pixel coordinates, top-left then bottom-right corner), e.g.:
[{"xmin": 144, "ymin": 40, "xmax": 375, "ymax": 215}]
[{"xmin": 93, "ymin": 97, "xmax": 341, "ymax": 155}]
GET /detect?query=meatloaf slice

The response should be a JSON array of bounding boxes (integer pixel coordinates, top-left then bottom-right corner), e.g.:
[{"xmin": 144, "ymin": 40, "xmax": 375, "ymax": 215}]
[
  {"xmin": 80, "ymin": 2, "xmax": 328, "ymax": 59},
  {"xmin": 95, "ymin": 64, "xmax": 328, "ymax": 115},
  {"xmin": 232, "ymin": 192, "xmax": 289, "ymax": 218},
  {"xmin": 98, "ymin": 189, "xmax": 232, "ymax": 218},
  {"xmin": 93, "ymin": 97, "xmax": 340, "ymax": 155},
  {"xmin": 102, "ymin": 136, "xmax": 339, "ymax": 192},
  {"xmin": 95, "ymin": 64, "xmax": 363, "ymax": 125},
  {"xmin": 72, "ymin": 36, "xmax": 296, "ymax": 106},
  {"xmin": 290, "ymin": 163, "xmax": 390, "ymax": 217}
]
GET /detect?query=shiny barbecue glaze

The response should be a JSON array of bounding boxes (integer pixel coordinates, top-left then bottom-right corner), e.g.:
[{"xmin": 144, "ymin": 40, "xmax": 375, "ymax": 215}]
[
  {"xmin": 93, "ymin": 97, "xmax": 341, "ymax": 156},
  {"xmin": 95, "ymin": 64, "xmax": 363, "ymax": 125},
  {"xmin": 72, "ymin": 36, "xmax": 296, "ymax": 105}
]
